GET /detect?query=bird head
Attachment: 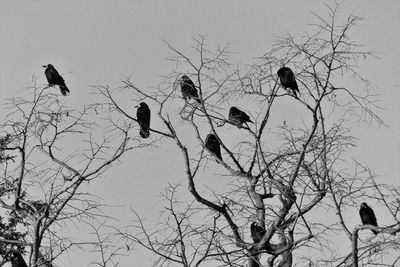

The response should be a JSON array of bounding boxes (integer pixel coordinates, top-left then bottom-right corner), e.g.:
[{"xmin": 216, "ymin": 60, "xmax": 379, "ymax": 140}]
[
  {"xmin": 179, "ymin": 75, "xmax": 190, "ymax": 83},
  {"xmin": 277, "ymin": 67, "xmax": 286, "ymax": 77},
  {"xmin": 135, "ymin": 102, "xmax": 147, "ymax": 109},
  {"xmin": 251, "ymin": 222, "xmax": 259, "ymax": 228},
  {"xmin": 42, "ymin": 64, "xmax": 53, "ymax": 69},
  {"xmin": 206, "ymin": 133, "xmax": 218, "ymax": 143},
  {"xmin": 361, "ymin": 202, "xmax": 368, "ymax": 208}
]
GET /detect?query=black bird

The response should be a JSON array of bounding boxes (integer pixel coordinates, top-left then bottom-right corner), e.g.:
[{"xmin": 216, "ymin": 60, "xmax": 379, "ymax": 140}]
[
  {"xmin": 250, "ymin": 222, "xmax": 266, "ymax": 243},
  {"xmin": 229, "ymin": 106, "xmax": 253, "ymax": 127},
  {"xmin": 359, "ymin": 202, "xmax": 378, "ymax": 235},
  {"xmin": 179, "ymin": 75, "xmax": 201, "ymax": 103},
  {"xmin": 136, "ymin": 102, "xmax": 151, "ymax": 138},
  {"xmin": 205, "ymin": 134, "xmax": 221, "ymax": 160},
  {"xmin": 42, "ymin": 64, "xmax": 70, "ymax": 96},
  {"xmin": 277, "ymin": 67, "xmax": 299, "ymax": 97},
  {"xmin": 10, "ymin": 252, "xmax": 28, "ymax": 267}
]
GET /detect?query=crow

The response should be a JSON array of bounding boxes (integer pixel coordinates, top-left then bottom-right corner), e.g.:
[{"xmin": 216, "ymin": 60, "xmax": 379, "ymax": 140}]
[
  {"xmin": 136, "ymin": 102, "xmax": 151, "ymax": 138},
  {"xmin": 205, "ymin": 133, "xmax": 221, "ymax": 160},
  {"xmin": 42, "ymin": 64, "xmax": 70, "ymax": 96},
  {"xmin": 179, "ymin": 75, "xmax": 201, "ymax": 103},
  {"xmin": 250, "ymin": 222, "xmax": 266, "ymax": 243},
  {"xmin": 277, "ymin": 67, "xmax": 299, "ymax": 97},
  {"xmin": 229, "ymin": 106, "xmax": 253, "ymax": 127},
  {"xmin": 10, "ymin": 252, "xmax": 28, "ymax": 267},
  {"xmin": 359, "ymin": 202, "xmax": 378, "ymax": 235}
]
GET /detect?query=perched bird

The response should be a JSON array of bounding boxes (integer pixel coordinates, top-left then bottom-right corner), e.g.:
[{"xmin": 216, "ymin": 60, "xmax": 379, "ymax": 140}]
[
  {"xmin": 277, "ymin": 67, "xmax": 299, "ymax": 97},
  {"xmin": 359, "ymin": 202, "xmax": 378, "ymax": 235},
  {"xmin": 136, "ymin": 102, "xmax": 151, "ymax": 138},
  {"xmin": 250, "ymin": 222, "xmax": 266, "ymax": 243},
  {"xmin": 229, "ymin": 106, "xmax": 253, "ymax": 127},
  {"xmin": 205, "ymin": 134, "xmax": 221, "ymax": 160},
  {"xmin": 42, "ymin": 64, "xmax": 70, "ymax": 96},
  {"xmin": 179, "ymin": 75, "xmax": 201, "ymax": 103},
  {"xmin": 10, "ymin": 252, "xmax": 28, "ymax": 267}
]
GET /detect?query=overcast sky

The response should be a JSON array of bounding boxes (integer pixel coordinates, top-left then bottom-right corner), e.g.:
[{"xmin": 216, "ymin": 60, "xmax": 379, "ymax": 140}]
[{"xmin": 1, "ymin": 1, "xmax": 399, "ymax": 266}]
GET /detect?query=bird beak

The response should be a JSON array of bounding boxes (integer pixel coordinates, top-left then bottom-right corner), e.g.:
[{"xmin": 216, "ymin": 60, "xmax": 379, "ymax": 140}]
[{"xmin": 42, "ymin": 65, "xmax": 47, "ymax": 68}]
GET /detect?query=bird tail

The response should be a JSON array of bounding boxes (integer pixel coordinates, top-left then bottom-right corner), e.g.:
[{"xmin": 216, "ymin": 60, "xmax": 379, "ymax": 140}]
[
  {"xmin": 293, "ymin": 81, "xmax": 299, "ymax": 97},
  {"xmin": 139, "ymin": 126, "xmax": 150, "ymax": 138},
  {"xmin": 372, "ymin": 229, "xmax": 378, "ymax": 235},
  {"xmin": 195, "ymin": 97, "xmax": 202, "ymax": 104},
  {"xmin": 60, "ymin": 85, "xmax": 70, "ymax": 96},
  {"xmin": 244, "ymin": 122, "xmax": 252, "ymax": 129},
  {"xmin": 291, "ymin": 88, "xmax": 299, "ymax": 98}
]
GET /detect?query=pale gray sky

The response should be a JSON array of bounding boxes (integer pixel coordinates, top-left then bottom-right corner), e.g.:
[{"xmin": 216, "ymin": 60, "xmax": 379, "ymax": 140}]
[{"xmin": 1, "ymin": 1, "xmax": 399, "ymax": 266}]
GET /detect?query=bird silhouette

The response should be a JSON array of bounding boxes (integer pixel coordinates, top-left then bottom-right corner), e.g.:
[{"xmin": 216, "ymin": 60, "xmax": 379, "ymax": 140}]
[
  {"xmin": 229, "ymin": 106, "xmax": 253, "ymax": 127},
  {"xmin": 277, "ymin": 67, "xmax": 299, "ymax": 97},
  {"xmin": 179, "ymin": 75, "xmax": 201, "ymax": 103},
  {"xmin": 10, "ymin": 252, "xmax": 28, "ymax": 267},
  {"xmin": 136, "ymin": 102, "xmax": 151, "ymax": 138},
  {"xmin": 42, "ymin": 64, "xmax": 70, "ymax": 96},
  {"xmin": 250, "ymin": 222, "xmax": 266, "ymax": 243},
  {"xmin": 205, "ymin": 134, "xmax": 221, "ymax": 160},
  {"xmin": 359, "ymin": 202, "xmax": 378, "ymax": 235}
]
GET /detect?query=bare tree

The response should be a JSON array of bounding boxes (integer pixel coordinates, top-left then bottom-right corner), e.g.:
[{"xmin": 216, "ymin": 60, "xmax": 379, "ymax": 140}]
[
  {"xmin": 4, "ymin": 3, "xmax": 394, "ymax": 267},
  {"xmin": 98, "ymin": 3, "xmax": 399, "ymax": 267},
  {"xmin": 0, "ymin": 83, "xmax": 135, "ymax": 266}
]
